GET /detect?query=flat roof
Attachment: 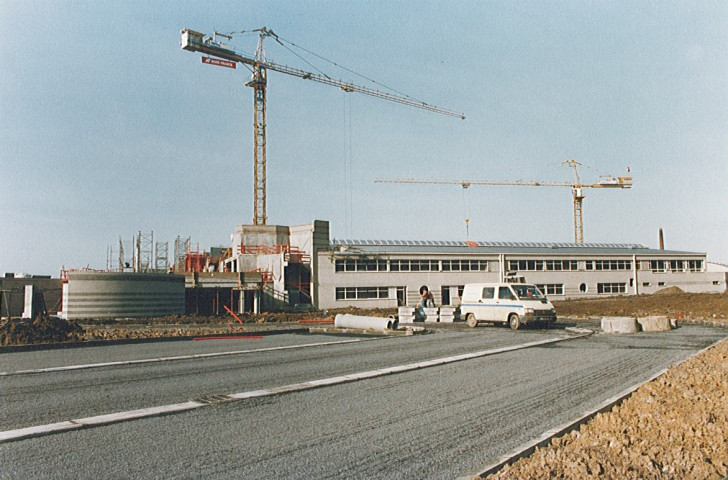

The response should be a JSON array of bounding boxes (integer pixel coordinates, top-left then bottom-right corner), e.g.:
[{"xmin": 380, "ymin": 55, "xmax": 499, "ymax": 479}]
[{"xmin": 328, "ymin": 239, "xmax": 703, "ymax": 256}]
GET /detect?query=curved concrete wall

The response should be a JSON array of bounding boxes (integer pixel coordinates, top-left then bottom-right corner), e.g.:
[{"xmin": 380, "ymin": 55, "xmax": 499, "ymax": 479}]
[{"xmin": 61, "ymin": 272, "xmax": 185, "ymax": 320}]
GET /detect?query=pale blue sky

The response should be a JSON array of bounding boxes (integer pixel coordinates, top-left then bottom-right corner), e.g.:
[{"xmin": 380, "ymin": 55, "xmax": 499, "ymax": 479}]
[{"xmin": 1, "ymin": 1, "xmax": 726, "ymax": 275}]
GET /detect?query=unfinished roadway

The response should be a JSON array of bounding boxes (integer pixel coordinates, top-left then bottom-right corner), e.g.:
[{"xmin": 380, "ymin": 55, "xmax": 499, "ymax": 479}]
[{"xmin": 1, "ymin": 322, "xmax": 726, "ymax": 479}]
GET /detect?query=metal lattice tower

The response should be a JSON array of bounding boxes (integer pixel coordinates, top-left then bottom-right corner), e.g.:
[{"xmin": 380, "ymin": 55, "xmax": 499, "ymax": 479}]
[
  {"xmin": 174, "ymin": 236, "xmax": 191, "ymax": 272},
  {"xmin": 106, "ymin": 244, "xmax": 114, "ymax": 271},
  {"xmin": 246, "ymin": 30, "xmax": 268, "ymax": 225},
  {"xmin": 118, "ymin": 236, "xmax": 134, "ymax": 271},
  {"xmin": 135, "ymin": 231, "xmax": 154, "ymax": 273},
  {"xmin": 155, "ymin": 241, "xmax": 169, "ymax": 272}
]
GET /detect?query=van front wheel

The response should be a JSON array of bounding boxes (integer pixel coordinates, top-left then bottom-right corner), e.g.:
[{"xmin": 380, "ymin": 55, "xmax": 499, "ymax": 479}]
[
  {"xmin": 466, "ymin": 314, "xmax": 478, "ymax": 328},
  {"xmin": 508, "ymin": 314, "xmax": 521, "ymax": 330}
]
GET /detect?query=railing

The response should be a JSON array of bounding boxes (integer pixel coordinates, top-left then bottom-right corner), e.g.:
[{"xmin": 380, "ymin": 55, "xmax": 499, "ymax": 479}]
[{"xmin": 236, "ymin": 244, "xmax": 311, "ymax": 263}]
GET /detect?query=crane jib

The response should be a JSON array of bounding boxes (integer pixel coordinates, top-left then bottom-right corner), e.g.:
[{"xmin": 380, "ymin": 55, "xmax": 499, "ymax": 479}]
[{"xmin": 181, "ymin": 28, "xmax": 464, "ymax": 120}]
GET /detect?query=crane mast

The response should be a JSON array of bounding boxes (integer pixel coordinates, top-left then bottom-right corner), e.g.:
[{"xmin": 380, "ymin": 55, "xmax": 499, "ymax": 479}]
[
  {"xmin": 246, "ymin": 29, "xmax": 268, "ymax": 225},
  {"xmin": 563, "ymin": 159, "xmax": 585, "ymax": 244},
  {"xmin": 375, "ymin": 160, "xmax": 632, "ymax": 243},
  {"xmin": 181, "ymin": 28, "xmax": 464, "ymax": 225}
]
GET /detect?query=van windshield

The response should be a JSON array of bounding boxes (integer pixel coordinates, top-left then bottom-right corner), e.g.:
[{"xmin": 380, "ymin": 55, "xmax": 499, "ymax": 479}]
[{"xmin": 512, "ymin": 285, "xmax": 545, "ymax": 301}]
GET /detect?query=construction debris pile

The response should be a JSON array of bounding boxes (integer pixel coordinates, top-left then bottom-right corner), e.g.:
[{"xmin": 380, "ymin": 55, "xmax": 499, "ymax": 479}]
[
  {"xmin": 482, "ymin": 338, "xmax": 728, "ymax": 480},
  {"xmin": 0, "ymin": 316, "xmax": 83, "ymax": 346},
  {"xmin": 0, "ymin": 307, "xmax": 401, "ymax": 346},
  {"xmin": 81, "ymin": 325, "xmax": 234, "ymax": 341}
]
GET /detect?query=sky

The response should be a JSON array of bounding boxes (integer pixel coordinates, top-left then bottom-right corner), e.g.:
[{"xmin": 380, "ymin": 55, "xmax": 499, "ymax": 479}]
[{"xmin": 1, "ymin": 1, "xmax": 727, "ymax": 276}]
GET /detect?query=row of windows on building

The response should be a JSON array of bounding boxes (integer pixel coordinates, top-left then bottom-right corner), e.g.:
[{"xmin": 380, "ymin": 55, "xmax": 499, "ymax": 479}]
[
  {"xmin": 335, "ymin": 258, "xmax": 704, "ymax": 274},
  {"xmin": 509, "ymin": 259, "xmax": 703, "ymax": 272},
  {"xmin": 334, "ymin": 283, "xmax": 628, "ymax": 301},
  {"xmin": 335, "ymin": 259, "xmax": 490, "ymax": 273},
  {"xmin": 335, "ymin": 286, "xmax": 401, "ymax": 300},
  {"xmin": 648, "ymin": 260, "xmax": 704, "ymax": 273}
]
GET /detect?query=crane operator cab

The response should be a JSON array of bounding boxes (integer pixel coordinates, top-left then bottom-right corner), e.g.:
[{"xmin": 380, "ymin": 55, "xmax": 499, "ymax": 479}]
[{"xmin": 460, "ymin": 283, "xmax": 557, "ymax": 330}]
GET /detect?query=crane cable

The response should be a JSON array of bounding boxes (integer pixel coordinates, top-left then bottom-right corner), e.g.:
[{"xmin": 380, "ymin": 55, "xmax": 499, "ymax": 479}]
[
  {"xmin": 269, "ymin": 35, "xmax": 332, "ymax": 79},
  {"xmin": 461, "ymin": 183, "xmax": 471, "ymax": 241},
  {"xmin": 272, "ymin": 34, "xmax": 425, "ymax": 103},
  {"xmin": 224, "ymin": 29, "xmax": 432, "ymax": 107},
  {"xmin": 343, "ymin": 94, "xmax": 354, "ymax": 237}
]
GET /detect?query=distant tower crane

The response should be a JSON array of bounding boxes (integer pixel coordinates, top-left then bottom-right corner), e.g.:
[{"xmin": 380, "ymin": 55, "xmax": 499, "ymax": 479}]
[
  {"xmin": 181, "ymin": 28, "xmax": 464, "ymax": 226},
  {"xmin": 375, "ymin": 159, "xmax": 633, "ymax": 243}
]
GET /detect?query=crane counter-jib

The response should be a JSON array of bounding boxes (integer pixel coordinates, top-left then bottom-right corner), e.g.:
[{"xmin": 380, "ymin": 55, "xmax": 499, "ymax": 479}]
[{"xmin": 181, "ymin": 28, "xmax": 256, "ymax": 67}]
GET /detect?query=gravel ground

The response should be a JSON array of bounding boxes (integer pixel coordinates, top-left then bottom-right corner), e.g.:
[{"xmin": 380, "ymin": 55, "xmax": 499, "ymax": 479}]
[{"xmin": 480, "ymin": 336, "xmax": 728, "ymax": 480}]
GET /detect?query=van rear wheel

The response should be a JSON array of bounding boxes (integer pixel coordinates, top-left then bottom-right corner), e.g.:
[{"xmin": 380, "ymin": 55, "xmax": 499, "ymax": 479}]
[
  {"xmin": 508, "ymin": 314, "xmax": 521, "ymax": 330},
  {"xmin": 466, "ymin": 314, "xmax": 478, "ymax": 328}
]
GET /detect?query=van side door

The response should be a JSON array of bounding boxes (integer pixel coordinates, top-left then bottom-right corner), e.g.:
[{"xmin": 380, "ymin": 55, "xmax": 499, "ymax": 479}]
[
  {"xmin": 495, "ymin": 286, "xmax": 518, "ymax": 323},
  {"xmin": 479, "ymin": 286, "xmax": 496, "ymax": 321}
]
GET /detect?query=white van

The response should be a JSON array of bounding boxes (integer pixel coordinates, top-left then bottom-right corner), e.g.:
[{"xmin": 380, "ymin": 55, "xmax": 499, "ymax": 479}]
[{"xmin": 460, "ymin": 283, "xmax": 557, "ymax": 330}]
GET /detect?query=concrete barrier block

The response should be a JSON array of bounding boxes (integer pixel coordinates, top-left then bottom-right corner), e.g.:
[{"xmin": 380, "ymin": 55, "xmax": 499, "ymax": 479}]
[
  {"xmin": 398, "ymin": 307, "xmax": 415, "ymax": 323},
  {"xmin": 601, "ymin": 316, "xmax": 638, "ymax": 334},
  {"xmin": 423, "ymin": 307, "xmax": 439, "ymax": 323},
  {"xmin": 439, "ymin": 307, "xmax": 455, "ymax": 323},
  {"xmin": 637, "ymin": 316, "xmax": 672, "ymax": 332}
]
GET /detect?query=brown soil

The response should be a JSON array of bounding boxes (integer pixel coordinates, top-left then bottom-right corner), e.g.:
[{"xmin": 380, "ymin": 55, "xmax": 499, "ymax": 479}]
[
  {"xmin": 0, "ymin": 315, "xmax": 84, "ymax": 346},
  {"xmin": 0, "ymin": 307, "xmax": 399, "ymax": 345},
  {"xmin": 553, "ymin": 289, "xmax": 728, "ymax": 322}
]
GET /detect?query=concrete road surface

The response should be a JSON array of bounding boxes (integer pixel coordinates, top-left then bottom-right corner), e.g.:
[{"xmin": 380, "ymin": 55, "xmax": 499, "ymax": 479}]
[{"xmin": 1, "ymin": 323, "xmax": 725, "ymax": 479}]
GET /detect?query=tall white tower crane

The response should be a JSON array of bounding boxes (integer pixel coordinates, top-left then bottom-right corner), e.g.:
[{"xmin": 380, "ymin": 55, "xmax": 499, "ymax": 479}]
[
  {"xmin": 181, "ymin": 28, "xmax": 465, "ymax": 226},
  {"xmin": 375, "ymin": 160, "xmax": 633, "ymax": 243}
]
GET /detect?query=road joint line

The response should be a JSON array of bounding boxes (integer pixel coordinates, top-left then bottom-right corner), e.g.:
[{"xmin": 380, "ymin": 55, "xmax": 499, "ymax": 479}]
[
  {"xmin": 0, "ymin": 337, "xmax": 373, "ymax": 376},
  {"xmin": 0, "ymin": 333, "xmax": 586, "ymax": 444}
]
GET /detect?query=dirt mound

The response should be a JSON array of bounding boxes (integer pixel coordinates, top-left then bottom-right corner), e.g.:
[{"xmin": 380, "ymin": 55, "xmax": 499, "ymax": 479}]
[
  {"xmin": 553, "ymin": 291, "xmax": 728, "ymax": 321},
  {"xmin": 653, "ymin": 286, "xmax": 685, "ymax": 295},
  {"xmin": 0, "ymin": 316, "xmax": 84, "ymax": 346}
]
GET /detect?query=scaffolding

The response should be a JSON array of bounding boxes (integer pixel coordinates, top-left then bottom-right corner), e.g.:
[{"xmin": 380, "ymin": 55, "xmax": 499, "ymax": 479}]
[
  {"xmin": 174, "ymin": 236, "xmax": 191, "ymax": 272},
  {"xmin": 119, "ymin": 236, "xmax": 134, "ymax": 271},
  {"xmin": 106, "ymin": 244, "xmax": 115, "ymax": 271},
  {"xmin": 135, "ymin": 231, "xmax": 154, "ymax": 273},
  {"xmin": 155, "ymin": 241, "xmax": 169, "ymax": 272},
  {"xmin": 185, "ymin": 243, "xmax": 207, "ymax": 273}
]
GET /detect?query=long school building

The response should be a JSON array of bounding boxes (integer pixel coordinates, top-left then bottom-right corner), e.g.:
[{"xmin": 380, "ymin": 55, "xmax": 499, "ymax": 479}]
[{"xmin": 225, "ymin": 221, "xmax": 727, "ymax": 311}]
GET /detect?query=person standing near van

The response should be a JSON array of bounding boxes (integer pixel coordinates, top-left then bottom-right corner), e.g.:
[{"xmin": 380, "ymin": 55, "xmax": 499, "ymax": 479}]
[
  {"xmin": 420, "ymin": 285, "xmax": 434, "ymax": 308},
  {"xmin": 419, "ymin": 285, "xmax": 435, "ymax": 315}
]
